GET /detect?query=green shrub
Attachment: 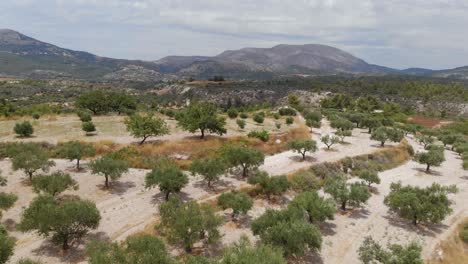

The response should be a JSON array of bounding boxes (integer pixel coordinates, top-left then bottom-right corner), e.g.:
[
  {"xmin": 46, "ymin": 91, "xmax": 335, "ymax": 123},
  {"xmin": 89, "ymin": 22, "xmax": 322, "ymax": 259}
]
[
  {"xmin": 227, "ymin": 108, "xmax": 238, "ymax": 119},
  {"xmin": 278, "ymin": 108, "xmax": 296, "ymax": 116},
  {"xmin": 253, "ymin": 114, "xmax": 265, "ymax": 124},
  {"xmin": 286, "ymin": 117, "xmax": 294, "ymax": 125},
  {"xmin": 14, "ymin": 121, "xmax": 34, "ymax": 137},
  {"xmin": 248, "ymin": 130, "xmax": 270, "ymax": 142},
  {"xmin": 236, "ymin": 119, "xmax": 246, "ymax": 129},
  {"xmin": 77, "ymin": 111, "xmax": 92, "ymax": 122},
  {"xmin": 240, "ymin": 112, "xmax": 248, "ymax": 119},
  {"xmin": 460, "ymin": 224, "xmax": 468, "ymax": 243},
  {"xmin": 82, "ymin": 122, "xmax": 96, "ymax": 135},
  {"xmin": 32, "ymin": 112, "xmax": 40, "ymax": 120}
]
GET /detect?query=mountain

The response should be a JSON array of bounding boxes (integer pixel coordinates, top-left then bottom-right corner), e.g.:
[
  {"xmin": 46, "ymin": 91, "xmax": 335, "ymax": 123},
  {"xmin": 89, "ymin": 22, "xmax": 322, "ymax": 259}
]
[
  {"xmin": 0, "ymin": 29, "xmax": 466, "ymax": 80},
  {"xmin": 154, "ymin": 44, "xmax": 397, "ymax": 78},
  {"xmin": 0, "ymin": 29, "xmax": 162, "ymax": 80}
]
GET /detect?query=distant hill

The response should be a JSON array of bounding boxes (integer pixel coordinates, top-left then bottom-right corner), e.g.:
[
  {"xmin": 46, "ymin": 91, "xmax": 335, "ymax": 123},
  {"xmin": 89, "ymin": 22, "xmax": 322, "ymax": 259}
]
[{"xmin": 0, "ymin": 29, "xmax": 466, "ymax": 80}]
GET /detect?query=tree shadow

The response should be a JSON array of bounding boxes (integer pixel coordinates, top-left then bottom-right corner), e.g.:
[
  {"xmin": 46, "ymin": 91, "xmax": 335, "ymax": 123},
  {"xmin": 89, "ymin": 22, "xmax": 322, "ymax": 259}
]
[
  {"xmin": 96, "ymin": 181, "xmax": 136, "ymax": 196},
  {"xmin": 321, "ymin": 147, "xmax": 339, "ymax": 152},
  {"xmin": 291, "ymin": 250, "xmax": 324, "ymax": 264},
  {"xmin": 412, "ymin": 167, "xmax": 442, "ymax": 176},
  {"xmin": 288, "ymin": 155, "xmax": 317, "ymax": 163},
  {"xmin": 319, "ymin": 221, "xmax": 337, "ymax": 236},
  {"xmin": 151, "ymin": 191, "xmax": 191, "ymax": 204},
  {"xmin": 383, "ymin": 214, "xmax": 448, "ymax": 237},
  {"xmin": 192, "ymin": 179, "xmax": 235, "ymax": 194},
  {"xmin": 348, "ymin": 208, "xmax": 370, "ymax": 219},
  {"xmin": 1, "ymin": 218, "xmax": 16, "ymax": 231},
  {"xmin": 460, "ymin": 176, "xmax": 468, "ymax": 180}
]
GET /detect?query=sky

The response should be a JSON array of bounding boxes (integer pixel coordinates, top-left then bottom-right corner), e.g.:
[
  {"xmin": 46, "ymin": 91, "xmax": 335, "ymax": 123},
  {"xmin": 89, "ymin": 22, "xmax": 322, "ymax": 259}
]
[{"xmin": 0, "ymin": 0, "xmax": 467, "ymax": 70}]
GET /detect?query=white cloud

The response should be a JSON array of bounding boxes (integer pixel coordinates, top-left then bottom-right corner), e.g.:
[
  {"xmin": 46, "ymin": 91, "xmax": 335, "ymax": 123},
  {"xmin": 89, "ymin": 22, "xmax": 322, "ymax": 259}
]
[{"xmin": 0, "ymin": 0, "xmax": 467, "ymax": 69}]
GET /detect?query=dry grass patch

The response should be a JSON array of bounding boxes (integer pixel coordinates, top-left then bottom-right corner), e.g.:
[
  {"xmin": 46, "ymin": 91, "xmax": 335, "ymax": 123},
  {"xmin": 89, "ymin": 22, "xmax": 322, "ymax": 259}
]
[{"xmin": 427, "ymin": 218, "xmax": 468, "ymax": 264}]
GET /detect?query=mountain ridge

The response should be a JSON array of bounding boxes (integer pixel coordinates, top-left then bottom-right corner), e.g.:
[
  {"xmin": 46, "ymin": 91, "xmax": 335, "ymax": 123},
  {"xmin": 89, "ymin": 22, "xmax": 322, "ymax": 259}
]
[{"xmin": 0, "ymin": 29, "xmax": 466, "ymax": 80}]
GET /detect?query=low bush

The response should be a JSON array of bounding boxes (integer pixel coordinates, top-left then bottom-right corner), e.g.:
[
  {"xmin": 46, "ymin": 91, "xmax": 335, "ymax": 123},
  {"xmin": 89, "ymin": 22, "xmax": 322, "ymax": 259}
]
[
  {"xmin": 248, "ymin": 130, "xmax": 270, "ymax": 142},
  {"xmin": 278, "ymin": 108, "xmax": 297, "ymax": 116}
]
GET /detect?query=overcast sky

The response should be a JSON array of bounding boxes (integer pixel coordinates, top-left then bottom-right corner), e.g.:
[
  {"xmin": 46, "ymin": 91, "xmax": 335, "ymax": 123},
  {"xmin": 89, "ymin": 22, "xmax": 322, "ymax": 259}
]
[{"xmin": 1, "ymin": 0, "xmax": 467, "ymax": 70}]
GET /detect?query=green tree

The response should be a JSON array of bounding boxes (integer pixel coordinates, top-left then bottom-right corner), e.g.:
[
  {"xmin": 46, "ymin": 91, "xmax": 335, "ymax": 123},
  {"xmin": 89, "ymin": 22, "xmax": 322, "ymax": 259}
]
[
  {"xmin": 358, "ymin": 170, "xmax": 380, "ymax": 187},
  {"xmin": 236, "ymin": 119, "xmax": 246, "ymax": 129},
  {"xmin": 18, "ymin": 195, "xmax": 101, "ymax": 250},
  {"xmin": 0, "ymin": 225, "xmax": 15, "ymax": 264},
  {"xmin": 220, "ymin": 145, "xmax": 265, "ymax": 177},
  {"xmin": 361, "ymin": 116, "xmax": 382, "ymax": 133},
  {"xmin": 413, "ymin": 145, "xmax": 445, "ymax": 172},
  {"xmin": 336, "ymin": 130, "xmax": 352, "ymax": 142},
  {"xmin": 177, "ymin": 102, "xmax": 226, "ymax": 139},
  {"xmin": 77, "ymin": 110, "xmax": 92, "ymax": 122},
  {"xmin": 371, "ymin": 127, "xmax": 404, "ymax": 147},
  {"xmin": 0, "ymin": 193, "xmax": 17, "ymax": 218},
  {"xmin": 107, "ymin": 93, "xmax": 137, "ymax": 115},
  {"xmin": 248, "ymin": 171, "xmax": 289, "ymax": 200},
  {"xmin": 57, "ymin": 141, "xmax": 96, "ymax": 170},
  {"xmin": 384, "ymin": 182, "xmax": 457, "ymax": 225},
  {"xmin": 253, "ymin": 114, "xmax": 265, "ymax": 124},
  {"xmin": 330, "ymin": 117, "xmax": 354, "ymax": 132},
  {"xmin": 288, "ymin": 191, "xmax": 336, "ymax": 223},
  {"xmin": 125, "ymin": 113, "xmax": 169, "ymax": 144},
  {"xmin": 358, "ymin": 236, "xmax": 423, "ymax": 264},
  {"xmin": 89, "ymin": 155, "xmax": 129, "ymax": 188},
  {"xmin": 145, "ymin": 159, "xmax": 188, "ymax": 200},
  {"xmin": 439, "ymin": 133, "xmax": 462, "ymax": 150},
  {"xmin": 76, "ymin": 91, "xmax": 108, "ymax": 115},
  {"xmin": 416, "ymin": 134, "xmax": 434, "ymax": 149},
  {"xmin": 14, "ymin": 121, "xmax": 34, "ymax": 137},
  {"xmin": 218, "ymin": 191, "xmax": 253, "ymax": 219},
  {"xmin": 31, "ymin": 172, "xmax": 78, "ymax": 197},
  {"xmin": 287, "ymin": 139, "xmax": 317, "ymax": 160},
  {"xmin": 251, "ymin": 208, "xmax": 321, "ymax": 257},
  {"xmin": 190, "ymin": 158, "xmax": 226, "ymax": 188},
  {"xmin": 220, "ymin": 236, "xmax": 286, "ymax": 264},
  {"xmin": 82, "ymin": 121, "xmax": 96, "ymax": 135},
  {"xmin": 324, "ymin": 175, "xmax": 371, "ymax": 210},
  {"xmin": 158, "ymin": 197, "xmax": 222, "ymax": 252},
  {"xmin": 321, "ymin": 134, "xmax": 340, "ymax": 150},
  {"xmin": 11, "ymin": 144, "xmax": 55, "ymax": 181},
  {"xmin": 86, "ymin": 234, "xmax": 176, "ymax": 264}
]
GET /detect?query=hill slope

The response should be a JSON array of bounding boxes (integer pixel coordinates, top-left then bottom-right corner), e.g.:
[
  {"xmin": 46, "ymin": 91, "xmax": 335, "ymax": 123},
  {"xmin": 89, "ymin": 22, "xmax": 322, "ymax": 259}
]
[{"xmin": 0, "ymin": 29, "xmax": 466, "ymax": 80}]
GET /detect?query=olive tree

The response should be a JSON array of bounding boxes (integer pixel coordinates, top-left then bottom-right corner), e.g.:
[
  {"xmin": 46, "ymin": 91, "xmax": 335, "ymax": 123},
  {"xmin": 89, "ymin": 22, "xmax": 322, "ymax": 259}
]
[
  {"xmin": 371, "ymin": 127, "xmax": 404, "ymax": 147},
  {"xmin": 86, "ymin": 234, "xmax": 175, "ymax": 264},
  {"xmin": 361, "ymin": 116, "xmax": 382, "ymax": 133},
  {"xmin": 358, "ymin": 236, "xmax": 423, "ymax": 264},
  {"xmin": 220, "ymin": 236, "xmax": 286, "ymax": 264},
  {"xmin": 218, "ymin": 191, "xmax": 253, "ymax": 219},
  {"xmin": 190, "ymin": 158, "xmax": 226, "ymax": 188},
  {"xmin": 145, "ymin": 159, "xmax": 188, "ymax": 200},
  {"xmin": 220, "ymin": 145, "xmax": 264, "ymax": 177},
  {"xmin": 0, "ymin": 225, "xmax": 15, "ymax": 264},
  {"xmin": 14, "ymin": 121, "xmax": 34, "ymax": 137},
  {"xmin": 89, "ymin": 155, "xmax": 129, "ymax": 188},
  {"xmin": 125, "ymin": 113, "xmax": 169, "ymax": 145},
  {"xmin": 384, "ymin": 182, "xmax": 457, "ymax": 225},
  {"xmin": 18, "ymin": 195, "xmax": 101, "ymax": 250},
  {"xmin": 31, "ymin": 172, "xmax": 78, "ymax": 197},
  {"xmin": 247, "ymin": 171, "xmax": 289, "ymax": 200},
  {"xmin": 176, "ymin": 102, "xmax": 226, "ymax": 139},
  {"xmin": 0, "ymin": 193, "xmax": 17, "ymax": 218},
  {"xmin": 358, "ymin": 170, "xmax": 380, "ymax": 187},
  {"xmin": 287, "ymin": 139, "xmax": 317, "ymax": 160},
  {"xmin": 324, "ymin": 175, "xmax": 371, "ymax": 211},
  {"xmin": 321, "ymin": 134, "xmax": 340, "ymax": 150},
  {"xmin": 10, "ymin": 144, "xmax": 55, "ymax": 181},
  {"xmin": 158, "ymin": 197, "xmax": 222, "ymax": 252},
  {"xmin": 251, "ymin": 208, "xmax": 322, "ymax": 257},
  {"xmin": 413, "ymin": 145, "xmax": 445, "ymax": 172},
  {"xmin": 288, "ymin": 191, "xmax": 336, "ymax": 224},
  {"xmin": 57, "ymin": 141, "xmax": 96, "ymax": 170}
]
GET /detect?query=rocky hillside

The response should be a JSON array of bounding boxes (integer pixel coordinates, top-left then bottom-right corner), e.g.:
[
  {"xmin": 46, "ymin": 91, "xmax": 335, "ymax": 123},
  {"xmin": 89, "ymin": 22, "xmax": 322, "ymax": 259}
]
[{"xmin": 0, "ymin": 29, "xmax": 466, "ymax": 80}]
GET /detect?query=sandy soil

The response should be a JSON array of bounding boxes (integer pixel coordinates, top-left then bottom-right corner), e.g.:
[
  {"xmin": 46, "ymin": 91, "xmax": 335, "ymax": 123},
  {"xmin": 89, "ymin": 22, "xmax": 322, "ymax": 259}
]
[
  {"xmin": 0, "ymin": 114, "xmax": 291, "ymax": 145},
  {"xmin": 1, "ymin": 119, "xmax": 466, "ymax": 263}
]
